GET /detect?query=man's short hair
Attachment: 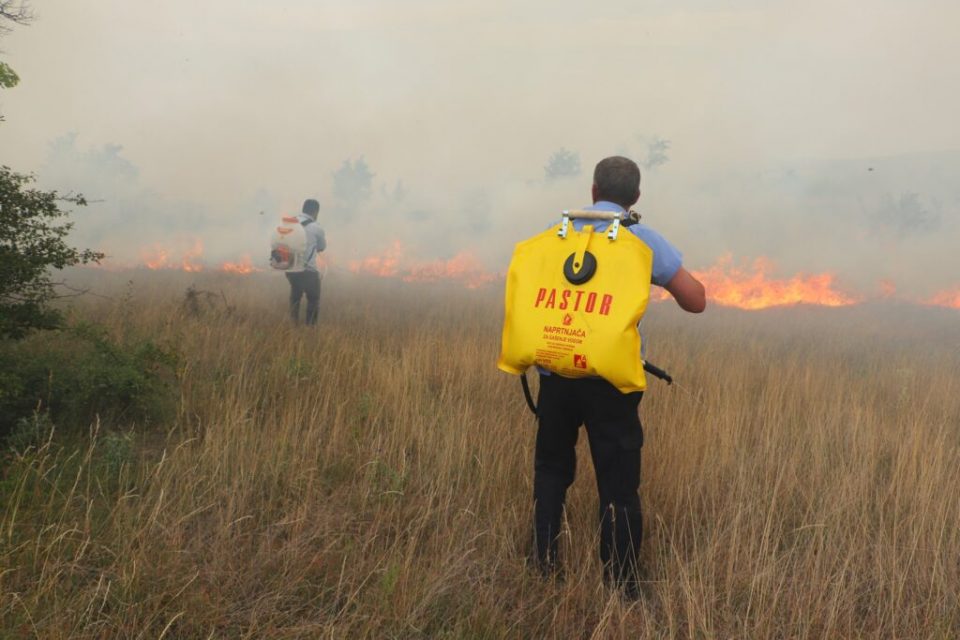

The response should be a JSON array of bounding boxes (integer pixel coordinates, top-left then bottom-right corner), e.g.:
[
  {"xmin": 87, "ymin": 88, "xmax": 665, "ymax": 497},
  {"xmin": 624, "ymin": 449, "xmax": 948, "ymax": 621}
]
[
  {"xmin": 302, "ymin": 199, "xmax": 320, "ymax": 216},
  {"xmin": 593, "ymin": 156, "xmax": 641, "ymax": 207}
]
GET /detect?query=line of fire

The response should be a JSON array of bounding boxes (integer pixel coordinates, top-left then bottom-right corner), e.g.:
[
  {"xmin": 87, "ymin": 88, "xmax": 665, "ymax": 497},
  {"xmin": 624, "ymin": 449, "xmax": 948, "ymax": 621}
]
[{"xmin": 88, "ymin": 239, "xmax": 960, "ymax": 311}]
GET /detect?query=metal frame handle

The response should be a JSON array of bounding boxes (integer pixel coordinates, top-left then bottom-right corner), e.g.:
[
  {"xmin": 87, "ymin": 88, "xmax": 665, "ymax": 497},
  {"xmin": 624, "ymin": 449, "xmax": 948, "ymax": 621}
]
[{"xmin": 558, "ymin": 210, "xmax": 622, "ymax": 240}]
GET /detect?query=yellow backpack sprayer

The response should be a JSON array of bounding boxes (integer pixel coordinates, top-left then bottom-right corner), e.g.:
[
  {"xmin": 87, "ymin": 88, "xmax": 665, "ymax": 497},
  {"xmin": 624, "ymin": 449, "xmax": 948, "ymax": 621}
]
[{"xmin": 498, "ymin": 209, "xmax": 672, "ymax": 413}]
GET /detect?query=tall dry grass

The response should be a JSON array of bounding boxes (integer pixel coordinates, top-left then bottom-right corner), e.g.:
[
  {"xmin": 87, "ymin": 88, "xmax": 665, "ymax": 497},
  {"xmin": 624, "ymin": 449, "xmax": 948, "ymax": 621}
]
[{"xmin": 2, "ymin": 270, "xmax": 959, "ymax": 638}]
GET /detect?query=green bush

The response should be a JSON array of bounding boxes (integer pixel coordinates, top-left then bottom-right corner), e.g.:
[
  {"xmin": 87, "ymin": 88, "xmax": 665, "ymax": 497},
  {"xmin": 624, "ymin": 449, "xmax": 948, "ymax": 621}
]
[
  {"xmin": 1, "ymin": 165, "xmax": 103, "ymax": 339},
  {"xmin": 5, "ymin": 410, "xmax": 55, "ymax": 454},
  {"xmin": 0, "ymin": 322, "xmax": 178, "ymax": 438}
]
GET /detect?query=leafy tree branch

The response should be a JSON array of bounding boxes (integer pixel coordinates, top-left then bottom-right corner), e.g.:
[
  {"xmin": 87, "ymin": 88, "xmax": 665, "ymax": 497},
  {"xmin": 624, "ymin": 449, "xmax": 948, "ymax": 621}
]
[{"xmin": 0, "ymin": 166, "xmax": 104, "ymax": 339}]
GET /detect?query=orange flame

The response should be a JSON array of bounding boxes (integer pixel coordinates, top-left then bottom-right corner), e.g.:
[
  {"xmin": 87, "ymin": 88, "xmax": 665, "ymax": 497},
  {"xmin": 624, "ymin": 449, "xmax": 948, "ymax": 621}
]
[
  {"xmin": 349, "ymin": 241, "xmax": 498, "ymax": 288},
  {"xmin": 140, "ymin": 241, "xmax": 205, "ymax": 272},
  {"xmin": 138, "ymin": 239, "xmax": 263, "ymax": 274},
  {"xmin": 924, "ymin": 288, "xmax": 960, "ymax": 309},
  {"xmin": 684, "ymin": 254, "xmax": 861, "ymax": 310},
  {"xmin": 141, "ymin": 246, "xmax": 171, "ymax": 270},
  {"xmin": 181, "ymin": 240, "xmax": 204, "ymax": 272},
  {"xmin": 403, "ymin": 252, "xmax": 499, "ymax": 289},
  {"xmin": 220, "ymin": 255, "xmax": 260, "ymax": 274},
  {"xmin": 349, "ymin": 240, "xmax": 403, "ymax": 277}
]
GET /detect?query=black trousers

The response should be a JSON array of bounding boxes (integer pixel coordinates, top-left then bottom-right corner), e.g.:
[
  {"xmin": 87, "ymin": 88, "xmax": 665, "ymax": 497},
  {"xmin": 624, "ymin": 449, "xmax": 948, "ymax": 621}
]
[
  {"xmin": 534, "ymin": 373, "xmax": 644, "ymax": 587},
  {"xmin": 285, "ymin": 270, "xmax": 321, "ymax": 325}
]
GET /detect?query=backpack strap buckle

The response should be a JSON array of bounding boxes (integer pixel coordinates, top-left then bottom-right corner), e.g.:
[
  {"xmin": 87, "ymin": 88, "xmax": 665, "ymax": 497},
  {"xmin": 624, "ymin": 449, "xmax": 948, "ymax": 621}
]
[{"xmin": 607, "ymin": 218, "xmax": 621, "ymax": 241}]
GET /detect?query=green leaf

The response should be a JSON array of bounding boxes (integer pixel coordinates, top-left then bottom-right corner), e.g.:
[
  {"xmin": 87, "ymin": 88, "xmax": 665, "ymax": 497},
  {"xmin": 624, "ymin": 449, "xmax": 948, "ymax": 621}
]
[{"xmin": 0, "ymin": 62, "xmax": 19, "ymax": 89}]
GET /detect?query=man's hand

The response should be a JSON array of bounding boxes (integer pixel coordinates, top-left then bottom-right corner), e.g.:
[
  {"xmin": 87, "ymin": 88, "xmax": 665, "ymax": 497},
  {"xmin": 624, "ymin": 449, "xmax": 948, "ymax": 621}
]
[{"xmin": 664, "ymin": 267, "xmax": 706, "ymax": 313}]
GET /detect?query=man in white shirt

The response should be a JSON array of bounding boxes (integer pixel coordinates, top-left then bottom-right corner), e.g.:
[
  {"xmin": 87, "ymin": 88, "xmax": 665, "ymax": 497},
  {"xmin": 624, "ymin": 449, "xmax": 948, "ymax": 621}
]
[{"xmin": 285, "ymin": 198, "xmax": 326, "ymax": 325}]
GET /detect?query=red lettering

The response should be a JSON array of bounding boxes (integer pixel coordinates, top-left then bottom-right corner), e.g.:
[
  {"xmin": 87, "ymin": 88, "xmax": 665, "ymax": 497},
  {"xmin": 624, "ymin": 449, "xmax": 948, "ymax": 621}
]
[
  {"xmin": 534, "ymin": 287, "xmax": 547, "ymax": 307},
  {"xmin": 573, "ymin": 290, "xmax": 585, "ymax": 311},
  {"xmin": 544, "ymin": 289, "xmax": 614, "ymax": 314},
  {"xmin": 585, "ymin": 292, "xmax": 597, "ymax": 313},
  {"xmin": 599, "ymin": 294, "xmax": 613, "ymax": 315}
]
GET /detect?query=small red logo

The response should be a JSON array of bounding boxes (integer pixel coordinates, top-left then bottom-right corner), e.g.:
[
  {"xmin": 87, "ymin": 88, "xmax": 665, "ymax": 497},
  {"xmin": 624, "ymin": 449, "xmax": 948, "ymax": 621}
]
[
  {"xmin": 562, "ymin": 313, "xmax": 573, "ymax": 326},
  {"xmin": 573, "ymin": 354, "xmax": 587, "ymax": 369}
]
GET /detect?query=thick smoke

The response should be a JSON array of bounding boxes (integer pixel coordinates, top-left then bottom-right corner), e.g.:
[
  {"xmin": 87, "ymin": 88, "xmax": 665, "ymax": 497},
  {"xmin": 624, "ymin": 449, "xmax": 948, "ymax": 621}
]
[
  {"xmin": 38, "ymin": 134, "xmax": 246, "ymax": 266},
  {"xmin": 2, "ymin": 0, "xmax": 959, "ymax": 298},
  {"xmin": 650, "ymin": 151, "xmax": 960, "ymax": 295},
  {"xmin": 30, "ymin": 132, "xmax": 960, "ymax": 298}
]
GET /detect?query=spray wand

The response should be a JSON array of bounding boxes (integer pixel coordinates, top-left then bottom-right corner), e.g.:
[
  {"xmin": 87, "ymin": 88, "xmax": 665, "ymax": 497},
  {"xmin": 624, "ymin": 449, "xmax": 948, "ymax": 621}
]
[{"xmin": 642, "ymin": 360, "xmax": 672, "ymax": 385}]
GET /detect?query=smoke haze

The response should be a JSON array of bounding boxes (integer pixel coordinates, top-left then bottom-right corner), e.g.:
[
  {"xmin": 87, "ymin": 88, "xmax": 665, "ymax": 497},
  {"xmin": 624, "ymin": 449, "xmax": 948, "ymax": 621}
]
[{"xmin": 2, "ymin": 0, "xmax": 959, "ymax": 295}]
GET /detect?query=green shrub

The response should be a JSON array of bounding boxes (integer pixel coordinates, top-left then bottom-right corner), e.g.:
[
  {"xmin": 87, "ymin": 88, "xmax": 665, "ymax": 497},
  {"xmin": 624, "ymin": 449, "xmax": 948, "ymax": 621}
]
[
  {"xmin": 1, "ymin": 165, "xmax": 103, "ymax": 339},
  {"xmin": 0, "ymin": 322, "xmax": 178, "ymax": 438},
  {"xmin": 99, "ymin": 429, "xmax": 135, "ymax": 476},
  {"xmin": 5, "ymin": 410, "xmax": 55, "ymax": 454}
]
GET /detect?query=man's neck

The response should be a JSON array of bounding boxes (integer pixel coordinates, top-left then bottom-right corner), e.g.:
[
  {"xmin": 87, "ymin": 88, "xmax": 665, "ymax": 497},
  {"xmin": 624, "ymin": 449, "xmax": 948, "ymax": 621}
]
[{"xmin": 591, "ymin": 200, "xmax": 626, "ymax": 212}]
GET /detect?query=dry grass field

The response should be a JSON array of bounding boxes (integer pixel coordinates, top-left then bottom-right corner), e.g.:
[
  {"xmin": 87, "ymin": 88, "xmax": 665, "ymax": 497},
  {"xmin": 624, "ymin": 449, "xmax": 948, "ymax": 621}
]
[{"xmin": 2, "ymin": 270, "xmax": 959, "ymax": 639}]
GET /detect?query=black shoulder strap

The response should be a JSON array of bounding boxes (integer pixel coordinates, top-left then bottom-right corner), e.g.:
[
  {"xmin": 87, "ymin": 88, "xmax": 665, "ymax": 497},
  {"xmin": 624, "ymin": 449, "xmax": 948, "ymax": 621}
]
[{"xmin": 518, "ymin": 363, "xmax": 671, "ymax": 417}]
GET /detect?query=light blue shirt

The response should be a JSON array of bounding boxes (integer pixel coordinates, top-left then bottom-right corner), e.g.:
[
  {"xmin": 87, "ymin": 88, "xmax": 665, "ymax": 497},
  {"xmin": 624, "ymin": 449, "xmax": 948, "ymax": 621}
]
[
  {"xmin": 574, "ymin": 201, "xmax": 682, "ymax": 287},
  {"xmin": 297, "ymin": 213, "xmax": 327, "ymax": 272}
]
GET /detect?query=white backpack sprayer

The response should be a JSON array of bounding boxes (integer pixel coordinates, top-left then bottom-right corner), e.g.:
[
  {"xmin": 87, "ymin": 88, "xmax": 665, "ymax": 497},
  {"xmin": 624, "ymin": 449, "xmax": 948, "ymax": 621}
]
[{"xmin": 269, "ymin": 216, "xmax": 309, "ymax": 272}]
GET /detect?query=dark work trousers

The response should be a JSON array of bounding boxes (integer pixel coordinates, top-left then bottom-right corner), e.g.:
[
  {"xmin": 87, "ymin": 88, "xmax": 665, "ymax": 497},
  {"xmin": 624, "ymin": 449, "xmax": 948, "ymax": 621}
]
[
  {"xmin": 534, "ymin": 373, "xmax": 644, "ymax": 588},
  {"xmin": 285, "ymin": 270, "xmax": 321, "ymax": 325}
]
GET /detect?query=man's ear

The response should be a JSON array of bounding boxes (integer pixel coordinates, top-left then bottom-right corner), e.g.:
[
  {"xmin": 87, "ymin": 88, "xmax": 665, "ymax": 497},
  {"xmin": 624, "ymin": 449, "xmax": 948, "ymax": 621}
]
[
  {"xmin": 627, "ymin": 189, "xmax": 640, "ymax": 207},
  {"xmin": 591, "ymin": 184, "xmax": 600, "ymax": 203}
]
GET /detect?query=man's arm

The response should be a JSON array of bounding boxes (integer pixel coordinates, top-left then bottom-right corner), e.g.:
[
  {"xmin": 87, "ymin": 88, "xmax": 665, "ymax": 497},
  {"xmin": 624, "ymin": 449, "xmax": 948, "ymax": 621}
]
[{"xmin": 664, "ymin": 267, "xmax": 706, "ymax": 313}]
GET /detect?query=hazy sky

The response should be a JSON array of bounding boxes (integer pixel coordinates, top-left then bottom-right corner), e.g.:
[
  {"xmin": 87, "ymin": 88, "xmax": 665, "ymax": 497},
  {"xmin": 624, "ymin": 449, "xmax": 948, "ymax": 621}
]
[{"xmin": 1, "ymin": 0, "xmax": 959, "ymax": 292}]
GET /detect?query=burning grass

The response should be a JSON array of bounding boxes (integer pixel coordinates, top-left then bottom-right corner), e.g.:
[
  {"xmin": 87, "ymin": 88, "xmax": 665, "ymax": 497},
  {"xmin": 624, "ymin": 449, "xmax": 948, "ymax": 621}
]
[
  {"xmin": 1, "ymin": 270, "xmax": 959, "ymax": 637},
  {"xmin": 101, "ymin": 236, "xmax": 960, "ymax": 309}
]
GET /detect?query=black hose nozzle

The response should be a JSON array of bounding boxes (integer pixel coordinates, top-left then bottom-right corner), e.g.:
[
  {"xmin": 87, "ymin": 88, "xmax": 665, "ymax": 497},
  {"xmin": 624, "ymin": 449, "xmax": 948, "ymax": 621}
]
[{"xmin": 642, "ymin": 361, "xmax": 673, "ymax": 385}]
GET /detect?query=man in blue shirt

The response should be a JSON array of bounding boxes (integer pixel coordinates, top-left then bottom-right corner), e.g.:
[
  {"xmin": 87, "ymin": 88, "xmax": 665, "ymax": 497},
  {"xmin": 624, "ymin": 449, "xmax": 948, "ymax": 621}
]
[
  {"xmin": 533, "ymin": 156, "xmax": 705, "ymax": 596},
  {"xmin": 286, "ymin": 198, "xmax": 327, "ymax": 325}
]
